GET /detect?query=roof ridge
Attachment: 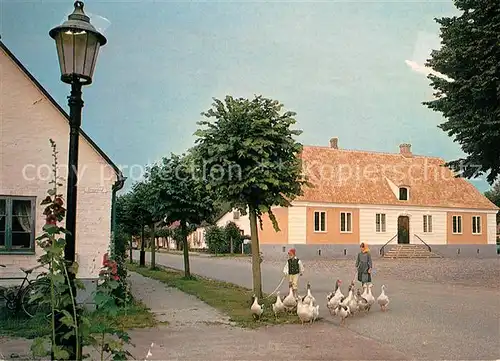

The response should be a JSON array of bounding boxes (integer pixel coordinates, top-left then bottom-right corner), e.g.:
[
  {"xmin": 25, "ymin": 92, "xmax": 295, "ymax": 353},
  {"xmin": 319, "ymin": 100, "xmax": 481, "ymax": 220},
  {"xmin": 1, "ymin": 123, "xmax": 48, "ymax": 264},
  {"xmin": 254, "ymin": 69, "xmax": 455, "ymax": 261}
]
[{"xmin": 302, "ymin": 144, "xmax": 445, "ymax": 160}]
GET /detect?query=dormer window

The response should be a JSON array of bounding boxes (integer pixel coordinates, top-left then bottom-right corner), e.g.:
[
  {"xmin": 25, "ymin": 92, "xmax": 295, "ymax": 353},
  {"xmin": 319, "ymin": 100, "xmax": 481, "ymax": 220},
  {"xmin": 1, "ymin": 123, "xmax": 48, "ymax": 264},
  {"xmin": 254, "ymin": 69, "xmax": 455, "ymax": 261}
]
[{"xmin": 399, "ymin": 187, "xmax": 409, "ymax": 201}]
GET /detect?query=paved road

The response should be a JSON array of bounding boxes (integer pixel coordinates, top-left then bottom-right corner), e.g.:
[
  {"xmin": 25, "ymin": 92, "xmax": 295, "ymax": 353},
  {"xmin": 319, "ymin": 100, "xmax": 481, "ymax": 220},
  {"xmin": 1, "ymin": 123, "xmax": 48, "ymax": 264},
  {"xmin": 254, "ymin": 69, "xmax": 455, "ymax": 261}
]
[{"xmin": 134, "ymin": 251, "xmax": 500, "ymax": 360}]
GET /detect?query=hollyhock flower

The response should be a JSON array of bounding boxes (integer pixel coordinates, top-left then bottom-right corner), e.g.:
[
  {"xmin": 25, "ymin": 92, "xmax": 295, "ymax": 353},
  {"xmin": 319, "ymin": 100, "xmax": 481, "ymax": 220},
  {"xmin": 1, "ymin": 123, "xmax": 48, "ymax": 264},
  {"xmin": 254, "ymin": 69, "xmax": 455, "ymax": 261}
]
[
  {"xmin": 45, "ymin": 214, "xmax": 57, "ymax": 225},
  {"xmin": 102, "ymin": 253, "xmax": 110, "ymax": 266}
]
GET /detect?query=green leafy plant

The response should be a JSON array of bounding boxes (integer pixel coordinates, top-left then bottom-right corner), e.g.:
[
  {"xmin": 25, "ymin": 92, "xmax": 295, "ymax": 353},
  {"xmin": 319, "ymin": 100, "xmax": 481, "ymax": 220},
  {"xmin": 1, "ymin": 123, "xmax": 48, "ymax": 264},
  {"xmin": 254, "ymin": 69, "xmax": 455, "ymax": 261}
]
[
  {"xmin": 423, "ymin": 0, "xmax": 500, "ymax": 184},
  {"xmin": 205, "ymin": 222, "xmax": 245, "ymax": 255},
  {"xmin": 146, "ymin": 153, "xmax": 216, "ymax": 278},
  {"xmin": 204, "ymin": 225, "xmax": 226, "ymax": 255},
  {"xmin": 110, "ymin": 225, "xmax": 130, "ymax": 304},
  {"xmin": 30, "ymin": 139, "xmax": 134, "ymax": 360}
]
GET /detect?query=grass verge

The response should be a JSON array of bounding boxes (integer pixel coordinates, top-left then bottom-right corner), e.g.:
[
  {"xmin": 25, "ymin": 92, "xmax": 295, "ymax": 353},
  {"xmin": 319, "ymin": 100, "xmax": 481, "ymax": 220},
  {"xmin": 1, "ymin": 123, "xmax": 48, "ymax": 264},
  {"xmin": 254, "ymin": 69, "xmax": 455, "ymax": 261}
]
[
  {"xmin": 128, "ymin": 262, "xmax": 300, "ymax": 328},
  {"xmin": 0, "ymin": 298, "xmax": 156, "ymax": 339}
]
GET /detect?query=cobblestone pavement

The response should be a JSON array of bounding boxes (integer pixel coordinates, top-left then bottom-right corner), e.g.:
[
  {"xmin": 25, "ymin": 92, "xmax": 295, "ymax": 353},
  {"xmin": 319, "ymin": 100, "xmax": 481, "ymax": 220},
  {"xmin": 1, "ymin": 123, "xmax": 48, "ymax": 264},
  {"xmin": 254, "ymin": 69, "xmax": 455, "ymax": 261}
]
[
  {"xmin": 136, "ymin": 251, "xmax": 500, "ymax": 360},
  {"xmin": 229, "ymin": 257, "xmax": 500, "ymax": 288}
]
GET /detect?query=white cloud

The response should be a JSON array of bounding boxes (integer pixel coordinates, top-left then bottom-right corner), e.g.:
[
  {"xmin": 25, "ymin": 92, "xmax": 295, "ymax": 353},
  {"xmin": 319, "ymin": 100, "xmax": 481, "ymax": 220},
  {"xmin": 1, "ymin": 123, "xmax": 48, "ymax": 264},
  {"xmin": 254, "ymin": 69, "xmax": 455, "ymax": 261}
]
[
  {"xmin": 405, "ymin": 31, "xmax": 454, "ymax": 82},
  {"xmin": 404, "ymin": 59, "xmax": 454, "ymax": 82}
]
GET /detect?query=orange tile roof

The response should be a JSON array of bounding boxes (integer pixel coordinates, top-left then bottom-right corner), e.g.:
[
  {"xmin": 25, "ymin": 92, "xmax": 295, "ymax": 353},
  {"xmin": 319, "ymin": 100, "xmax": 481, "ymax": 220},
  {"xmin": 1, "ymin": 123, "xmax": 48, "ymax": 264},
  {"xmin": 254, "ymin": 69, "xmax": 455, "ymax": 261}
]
[{"xmin": 297, "ymin": 145, "xmax": 498, "ymax": 210}]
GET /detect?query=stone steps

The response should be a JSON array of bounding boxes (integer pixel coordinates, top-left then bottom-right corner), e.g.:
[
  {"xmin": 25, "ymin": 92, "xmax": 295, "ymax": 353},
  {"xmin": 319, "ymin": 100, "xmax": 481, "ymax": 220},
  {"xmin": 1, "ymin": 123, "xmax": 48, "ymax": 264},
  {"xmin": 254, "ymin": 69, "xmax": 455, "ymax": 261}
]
[{"xmin": 383, "ymin": 244, "xmax": 442, "ymax": 259}]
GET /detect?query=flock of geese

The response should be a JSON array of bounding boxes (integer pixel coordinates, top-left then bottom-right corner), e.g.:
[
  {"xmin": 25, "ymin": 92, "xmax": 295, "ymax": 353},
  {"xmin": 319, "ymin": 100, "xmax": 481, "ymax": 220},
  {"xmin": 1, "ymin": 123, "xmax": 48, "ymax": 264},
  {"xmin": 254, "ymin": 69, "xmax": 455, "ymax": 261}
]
[{"xmin": 251, "ymin": 279, "xmax": 390, "ymax": 326}]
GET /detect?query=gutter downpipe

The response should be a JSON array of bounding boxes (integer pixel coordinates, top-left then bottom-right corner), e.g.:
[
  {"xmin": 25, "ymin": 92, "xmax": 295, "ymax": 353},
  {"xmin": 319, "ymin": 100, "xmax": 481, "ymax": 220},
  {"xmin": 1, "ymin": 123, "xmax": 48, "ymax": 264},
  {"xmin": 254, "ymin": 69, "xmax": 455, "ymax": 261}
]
[{"xmin": 110, "ymin": 175, "xmax": 126, "ymax": 257}]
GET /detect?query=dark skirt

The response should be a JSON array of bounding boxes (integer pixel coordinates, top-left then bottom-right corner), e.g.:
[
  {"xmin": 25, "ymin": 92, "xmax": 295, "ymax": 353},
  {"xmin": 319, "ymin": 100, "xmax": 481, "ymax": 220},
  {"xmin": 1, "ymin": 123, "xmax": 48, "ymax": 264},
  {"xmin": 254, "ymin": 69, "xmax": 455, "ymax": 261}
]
[{"xmin": 358, "ymin": 271, "xmax": 371, "ymax": 284}]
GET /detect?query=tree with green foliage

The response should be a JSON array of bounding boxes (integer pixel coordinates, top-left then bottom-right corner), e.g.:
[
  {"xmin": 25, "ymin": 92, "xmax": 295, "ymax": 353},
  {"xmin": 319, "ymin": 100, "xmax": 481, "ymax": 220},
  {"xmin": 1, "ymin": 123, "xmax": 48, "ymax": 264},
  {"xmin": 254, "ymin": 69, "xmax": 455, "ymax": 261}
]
[
  {"xmin": 147, "ymin": 153, "xmax": 215, "ymax": 278},
  {"xmin": 204, "ymin": 225, "xmax": 226, "ymax": 254},
  {"xmin": 423, "ymin": 0, "xmax": 500, "ymax": 184},
  {"xmin": 115, "ymin": 193, "xmax": 140, "ymax": 263},
  {"xmin": 129, "ymin": 181, "xmax": 156, "ymax": 267},
  {"xmin": 204, "ymin": 222, "xmax": 245, "ymax": 255},
  {"xmin": 193, "ymin": 95, "xmax": 308, "ymax": 298},
  {"xmin": 485, "ymin": 182, "xmax": 500, "ymax": 223},
  {"xmin": 224, "ymin": 221, "xmax": 245, "ymax": 254}
]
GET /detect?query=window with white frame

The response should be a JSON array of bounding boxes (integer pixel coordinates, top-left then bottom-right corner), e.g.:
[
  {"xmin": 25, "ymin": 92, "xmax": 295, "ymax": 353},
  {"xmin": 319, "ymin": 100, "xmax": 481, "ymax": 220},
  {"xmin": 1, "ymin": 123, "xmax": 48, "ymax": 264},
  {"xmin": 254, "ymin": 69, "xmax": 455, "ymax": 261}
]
[
  {"xmin": 472, "ymin": 216, "xmax": 481, "ymax": 234},
  {"xmin": 340, "ymin": 212, "xmax": 352, "ymax": 233},
  {"xmin": 399, "ymin": 187, "xmax": 409, "ymax": 201},
  {"xmin": 314, "ymin": 211, "xmax": 326, "ymax": 232},
  {"xmin": 452, "ymin": 215, "xmax": 462, "ymax": 234},
  {"xmin": 423, "ymin": 215, "xmax": 433, "ymax": 233},
  {"xmin": 375, "ymin": 213, "xmax": 386, "ymax": 233}
]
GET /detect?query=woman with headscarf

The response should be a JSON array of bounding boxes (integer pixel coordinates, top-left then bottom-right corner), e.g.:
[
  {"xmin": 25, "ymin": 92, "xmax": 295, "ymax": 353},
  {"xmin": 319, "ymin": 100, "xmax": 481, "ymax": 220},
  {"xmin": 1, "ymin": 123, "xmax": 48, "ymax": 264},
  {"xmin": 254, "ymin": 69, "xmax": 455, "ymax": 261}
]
[{"xmin": 355, "ymin": 242, "xmax": 372, "ymax": 286}]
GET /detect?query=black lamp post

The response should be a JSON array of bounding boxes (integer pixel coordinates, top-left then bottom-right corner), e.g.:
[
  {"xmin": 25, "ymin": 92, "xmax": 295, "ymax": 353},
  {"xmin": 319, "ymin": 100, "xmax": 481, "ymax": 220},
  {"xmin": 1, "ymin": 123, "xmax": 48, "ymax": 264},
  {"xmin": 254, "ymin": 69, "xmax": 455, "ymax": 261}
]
[{"xmin": 49, "ymin": 1, "xmax": 107, "ymax": 359}]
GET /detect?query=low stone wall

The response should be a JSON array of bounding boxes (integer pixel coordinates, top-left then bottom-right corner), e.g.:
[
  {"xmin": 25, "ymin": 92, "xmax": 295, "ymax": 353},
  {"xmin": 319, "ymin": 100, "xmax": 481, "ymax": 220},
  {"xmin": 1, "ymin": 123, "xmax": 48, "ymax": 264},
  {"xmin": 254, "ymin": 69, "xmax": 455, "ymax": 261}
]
[
  {"xmin": 260, "ymin": 244, "xmax": 498, "ymax": 261},
  {"xmin": 431, "ymin": 244, "xmax": 497, "ymax": 258}
]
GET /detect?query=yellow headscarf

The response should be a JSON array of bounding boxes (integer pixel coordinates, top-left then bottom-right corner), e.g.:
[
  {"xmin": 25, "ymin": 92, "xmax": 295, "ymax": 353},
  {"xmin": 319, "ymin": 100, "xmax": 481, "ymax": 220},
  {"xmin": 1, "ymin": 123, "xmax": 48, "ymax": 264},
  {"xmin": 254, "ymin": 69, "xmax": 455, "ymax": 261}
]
[{"xmin": 360, "ymin": 242, "xmax": 370, "ymax": 253}]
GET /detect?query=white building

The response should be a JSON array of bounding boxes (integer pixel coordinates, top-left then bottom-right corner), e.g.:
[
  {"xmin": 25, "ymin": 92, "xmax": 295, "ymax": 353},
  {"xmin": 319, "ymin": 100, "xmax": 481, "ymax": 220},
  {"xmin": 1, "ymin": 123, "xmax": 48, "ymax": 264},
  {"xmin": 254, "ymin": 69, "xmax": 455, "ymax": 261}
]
[{"xmin": 0, "ymin": 40, "xmax": 125, "ymax": 291}]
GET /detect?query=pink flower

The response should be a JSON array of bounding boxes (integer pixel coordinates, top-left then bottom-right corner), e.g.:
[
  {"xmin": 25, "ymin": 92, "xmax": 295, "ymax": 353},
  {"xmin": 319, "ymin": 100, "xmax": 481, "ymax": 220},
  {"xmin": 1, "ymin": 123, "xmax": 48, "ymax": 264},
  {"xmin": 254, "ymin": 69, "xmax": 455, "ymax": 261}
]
[{"xmin": 102, "ymin": 253, "xmax": 109, "ymax": 266}]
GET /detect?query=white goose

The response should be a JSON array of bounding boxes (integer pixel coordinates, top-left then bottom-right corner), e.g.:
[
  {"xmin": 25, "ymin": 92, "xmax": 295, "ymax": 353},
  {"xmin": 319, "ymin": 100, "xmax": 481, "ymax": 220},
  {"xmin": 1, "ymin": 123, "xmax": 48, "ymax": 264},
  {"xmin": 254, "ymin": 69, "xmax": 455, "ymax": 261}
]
[
  {"xmin": 272, "ymin": 291, "xmax": 285, "ymax": 318},
  {"xmin": 250, "ymin": 295, "xmax": 264, "ymax": 320},
  {"xmin": 296, "ymin": 296, "xmax": 314, "ymax": 325},
  {"xmin": 364, "ymin": 284, "xmax": 376, "ymax": 310},
  {"xmin": 342, "ymin": 284, "xmax": 358, "ymax": 316},
  {"xmin": 377, "ymin": 285, "xmax": 390, "ymax": 312},
  {"xmin": 312, "ymin": 303, "xmax": 320, "ymax": 323},
  {"xmin": 327, "ymin": 279, "xmax": 343, "ymax": 315},
  {"xmin": 303, "ymin": 282, "xmax": 316, "ymax": 305},
  {"xmin": 282, "ymin": 286, "xmax": 297, "ymax": 312}
]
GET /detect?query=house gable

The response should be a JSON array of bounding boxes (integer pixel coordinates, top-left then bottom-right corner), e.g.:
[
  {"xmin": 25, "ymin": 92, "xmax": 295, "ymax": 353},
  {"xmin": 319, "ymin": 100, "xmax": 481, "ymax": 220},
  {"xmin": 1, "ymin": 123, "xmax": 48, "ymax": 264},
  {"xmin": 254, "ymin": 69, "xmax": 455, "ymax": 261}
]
[
  {"xmin": 0, "ymin": 40, "xmax": 123, "ymax": 181},
  {"xmin": 0, "ymin": 40, "xmax": 121, "ymax": 279}
]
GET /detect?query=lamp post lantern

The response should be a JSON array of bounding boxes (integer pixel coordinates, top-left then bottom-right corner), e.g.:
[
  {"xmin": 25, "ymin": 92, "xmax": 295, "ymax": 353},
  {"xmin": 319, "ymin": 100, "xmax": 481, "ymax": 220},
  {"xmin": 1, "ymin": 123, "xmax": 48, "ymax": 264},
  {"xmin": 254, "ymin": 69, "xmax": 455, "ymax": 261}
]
[{"xmin": 49, "ymin": 1, "xmax": 107, "ymax": 359}]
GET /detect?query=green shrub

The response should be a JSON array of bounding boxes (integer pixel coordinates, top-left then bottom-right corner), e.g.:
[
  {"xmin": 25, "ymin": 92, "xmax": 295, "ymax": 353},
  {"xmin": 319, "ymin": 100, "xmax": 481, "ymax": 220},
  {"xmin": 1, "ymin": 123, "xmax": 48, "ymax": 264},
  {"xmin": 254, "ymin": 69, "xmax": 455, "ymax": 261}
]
[
  {"xmin": 205, "ymin": 222, "xmax": 247, "ymax": 254},
  {"xmin": 205, "ymin": 225, "xmax": 226, "ymax": 254},
  {"xmin": 111, "ymin": 226, "xmax": 131, "ymax": 305}
]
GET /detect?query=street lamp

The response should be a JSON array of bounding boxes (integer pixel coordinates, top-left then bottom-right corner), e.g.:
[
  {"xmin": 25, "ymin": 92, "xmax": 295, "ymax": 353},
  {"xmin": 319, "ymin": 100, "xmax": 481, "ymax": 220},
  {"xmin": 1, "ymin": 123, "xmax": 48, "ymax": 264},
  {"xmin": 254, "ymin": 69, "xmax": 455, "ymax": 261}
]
[{"xmin": 49, "ymin": 1, "xmax": 107, "ymax": 359}]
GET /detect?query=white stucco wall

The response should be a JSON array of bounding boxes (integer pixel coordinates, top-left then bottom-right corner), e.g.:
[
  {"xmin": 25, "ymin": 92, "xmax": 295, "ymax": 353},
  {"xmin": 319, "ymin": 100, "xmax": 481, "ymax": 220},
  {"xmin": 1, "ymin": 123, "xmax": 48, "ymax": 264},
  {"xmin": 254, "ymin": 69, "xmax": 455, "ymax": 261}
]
[
  {"xmin": 188, "ymin": 226, "xmax": 207, "ymax": 249},
  {"xmin": 216, "ymin": 208, "xmax": 251, "ymax": 235},
  {"xmin": 359, "ymin": 207, "xmax": 447, "ymax": 245},
  {"xmin": 487, "ymin": 213, "xmax": 497, "ymax": 244},
  {"xmin": 0, "ymin": 46, "xmax": 117, "ymax": 280},
  {"xmin": 288, "ymin": 206, "xmax": 306, "ymax": 244}
]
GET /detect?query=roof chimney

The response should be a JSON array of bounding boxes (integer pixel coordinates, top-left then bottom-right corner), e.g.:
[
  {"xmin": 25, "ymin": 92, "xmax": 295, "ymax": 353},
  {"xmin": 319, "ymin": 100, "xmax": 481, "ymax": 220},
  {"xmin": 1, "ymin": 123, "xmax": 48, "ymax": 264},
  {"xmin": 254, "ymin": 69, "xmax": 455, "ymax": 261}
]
[
  {"xmin": 399, "ymin": 143, "xmax": 412, "ymax": 157},
  {"xmin": 329, "ymin": 137, "xmax": 338, "ymax": 149}
]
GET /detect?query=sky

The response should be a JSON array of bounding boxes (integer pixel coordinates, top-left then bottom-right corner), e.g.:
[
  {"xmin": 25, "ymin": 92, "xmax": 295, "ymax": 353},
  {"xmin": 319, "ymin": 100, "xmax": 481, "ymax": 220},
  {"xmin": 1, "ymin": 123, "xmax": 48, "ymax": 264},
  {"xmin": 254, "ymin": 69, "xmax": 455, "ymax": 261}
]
[{"xmin": 0, "ymin": 0, "xmax": 492, "ymax": 193}]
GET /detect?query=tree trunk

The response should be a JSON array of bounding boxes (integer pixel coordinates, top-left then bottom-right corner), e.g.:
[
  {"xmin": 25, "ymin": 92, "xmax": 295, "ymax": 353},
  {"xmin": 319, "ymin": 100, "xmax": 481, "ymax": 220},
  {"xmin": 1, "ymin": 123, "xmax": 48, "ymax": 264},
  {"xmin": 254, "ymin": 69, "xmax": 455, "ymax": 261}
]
[
  {"xmin": 230, "ymin": 237, "xmax": 234, "ymax": 254},
  {"xmin": 150, "ymin": 223, "xmax": 156, "ymax": 270},
  {"xmin": 248, "ymin": 206, "xmax": 263, "ymax": 299},
  {"xmin": 139, "ymin": 225, "xmax": 146, "ymax": 267},
  {"xmin": 181, "ymin": 221, "xmax": 191, "ymax": 278},
  {"xmin": 129, "ymin": 236, "xmax": 133, "ymax": 263}
]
